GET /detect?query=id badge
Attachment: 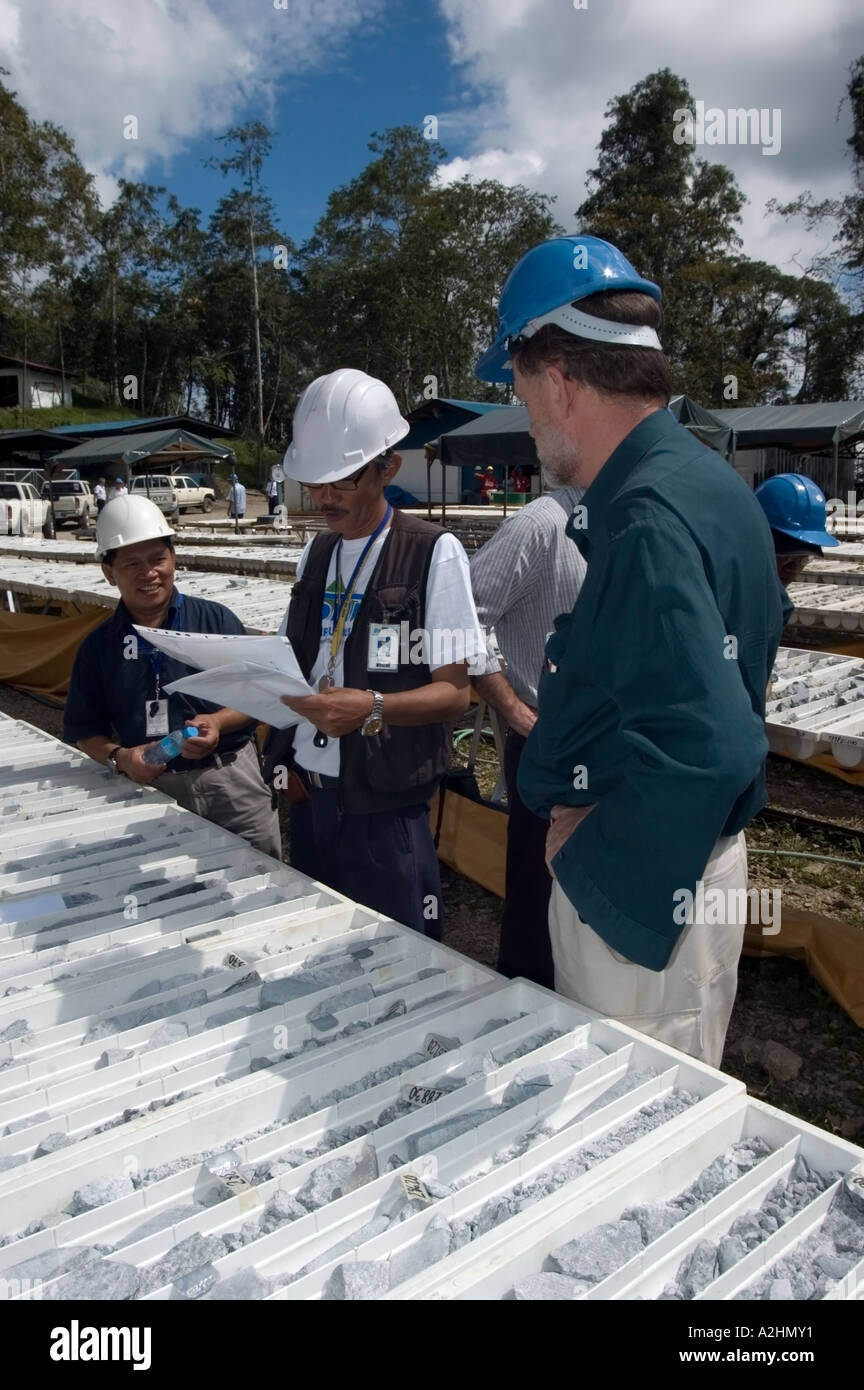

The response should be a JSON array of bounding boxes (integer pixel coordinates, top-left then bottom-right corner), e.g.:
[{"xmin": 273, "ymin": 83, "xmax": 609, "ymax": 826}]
[
  {"xmin": 145, "ymin": 698, "xmax": 170, "ymax": 737},
  {"xmin": 368, "ymin": 623, "xmax": 400, "ymax": 672}
]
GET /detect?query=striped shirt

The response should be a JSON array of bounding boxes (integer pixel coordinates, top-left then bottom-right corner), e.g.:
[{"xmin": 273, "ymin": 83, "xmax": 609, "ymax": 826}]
[{"xmin": 469, "ymin": 489, "xmax": 587, "ymax": 706}]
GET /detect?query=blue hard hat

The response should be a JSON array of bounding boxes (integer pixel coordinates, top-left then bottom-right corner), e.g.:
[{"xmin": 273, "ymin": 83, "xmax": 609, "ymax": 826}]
[
  {"xmin": 754, "ymin": 474, "xmax": 839, "ymax": 548},
  {"xmin": 475, "ymin": 235, "xmax": 662, "ymax": 383}
]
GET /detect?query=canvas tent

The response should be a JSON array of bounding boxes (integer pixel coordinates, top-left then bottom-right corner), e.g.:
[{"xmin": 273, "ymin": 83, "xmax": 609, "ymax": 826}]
[
  {"xmin": 54, "ymin": 428, "xmax": 235, "ymax": 477},
  {"xmin": 713, "ymin": 402, "xmax": 864, "ymax": 495},
  {"xmin": 439, "ymin": 395, "xmax": 732, "ymax": 473},
  {"xmin": 667, "ymin": 395, "xmax": 733, "ymax": 456}
]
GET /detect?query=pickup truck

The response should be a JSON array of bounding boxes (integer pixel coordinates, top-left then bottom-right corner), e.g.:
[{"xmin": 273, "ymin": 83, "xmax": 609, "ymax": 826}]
[
  {"xmin": 40, "ymin": 478, "xmax": 94, "ymax": 528},
  {"xmin": 129, "ymin": 474, "xmax": 180, "ymax": 519},
  {"xmin": 1, "ymin": 481, "xmax": 46, "ymax": 536},
  {"xmin": 171, "ymin": 475, "xmax": 215, "ymax": 513}
]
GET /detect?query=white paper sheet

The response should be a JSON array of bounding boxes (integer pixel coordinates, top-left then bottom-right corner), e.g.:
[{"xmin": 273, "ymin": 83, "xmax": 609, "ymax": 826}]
[
  {"xmin": 133, "ymin": 627, "xmax": 306, "ymax": 679},
  {"xmin": 135, "ymin": 627, "xmax": 314, "ymax": 727},
  {"xmin": 163, "ymin": 663, "xmax": 309, "ymax": 729}
]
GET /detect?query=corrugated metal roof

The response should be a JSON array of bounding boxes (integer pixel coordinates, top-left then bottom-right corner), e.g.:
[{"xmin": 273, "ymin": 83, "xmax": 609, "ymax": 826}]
[{"xmin": 51, "ymin": 417, "xmax": 164, "ymax": 434}]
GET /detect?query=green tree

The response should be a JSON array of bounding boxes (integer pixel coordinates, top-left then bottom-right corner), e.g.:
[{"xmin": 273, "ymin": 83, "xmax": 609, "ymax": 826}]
[
  {"xmin": 91, "ymin": 180, "xmax": 166, "ymax": 406},
  {"xmin": 0, "ymin": 71, "xmax": 96, "ymax": 413},
  {"xmin": 766, "ymin": 56, "xmax": 864, "ymax": 395},
  {"xmin": 299, "ymin": 126, "xmax": 559, "ymax": 407},
  {"xmin": 206, "ymin": 123, "xmax": 292, "ymax": 474}
]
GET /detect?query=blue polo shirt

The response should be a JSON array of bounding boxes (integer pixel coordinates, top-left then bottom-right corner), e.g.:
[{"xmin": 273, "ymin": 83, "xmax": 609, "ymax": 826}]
[
  {"xmin": 518, "ymin": 408, "xmax": 789, "ymax": 971},
  {"xmin": 63, "ymin": 588, "xmax": 252, "ymax": 770}
]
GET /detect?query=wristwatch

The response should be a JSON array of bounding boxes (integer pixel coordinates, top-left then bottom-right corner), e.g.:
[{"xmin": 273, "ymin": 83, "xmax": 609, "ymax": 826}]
[
  {"xmin": 106, "ymin": 746, "xmax": 124, "ymax": 775},
  {"xmin": 361, "ymin": 690, "xmax": 384, "ymax": 737}
]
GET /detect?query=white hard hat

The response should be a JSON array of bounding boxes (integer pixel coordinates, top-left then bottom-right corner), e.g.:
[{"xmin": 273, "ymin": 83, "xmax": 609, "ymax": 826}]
[
  {"xmin": 96, "ymin": 495, "xmax": 175, "ymax": 561},
  {"xmin": 282, "ymin": 368, "xmax": 409, "ymax": 485}
]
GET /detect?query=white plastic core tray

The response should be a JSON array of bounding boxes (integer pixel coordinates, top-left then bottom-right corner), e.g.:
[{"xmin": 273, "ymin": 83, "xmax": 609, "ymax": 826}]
[
  {"xmin": 786, "ymin": 580, "xmax": 864, "ymax": 632},
  {"xmin": 382, "ymin": 1096, "xmax": 864, "ymax": 1303},
  {"xmin": 1, "ymin": 714, "xmax": 861, "ymax": 1302},
  {"xmin": 766, "ymin": 646, "xmax": 864, "ymax": 768}
]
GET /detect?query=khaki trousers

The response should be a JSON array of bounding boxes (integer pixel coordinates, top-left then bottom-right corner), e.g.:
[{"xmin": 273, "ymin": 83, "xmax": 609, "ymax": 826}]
[
  {"xmin": 549, "ymin": 832, "xmax": 747, "ymax": 1069},
  {"xmin": 156, "ymin": 741, "xmax": 281, "ymax": 860}
]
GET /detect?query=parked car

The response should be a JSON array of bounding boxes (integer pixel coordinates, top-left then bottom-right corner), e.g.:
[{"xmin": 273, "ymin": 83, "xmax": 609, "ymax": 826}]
[
  {"xmin": 129, "ymin": 475, "xmax": 180, "ymax": 518},
  {"xmin": 1, "ymin": 480, "xmax": 45, "ymax": 536},
  {"xmin": 40, "ymin": 478, "xmax": 94, "ymax": 528},
  {"xmin": 171, "ymin": 475, "xmax": 215, "ymax": 513}
]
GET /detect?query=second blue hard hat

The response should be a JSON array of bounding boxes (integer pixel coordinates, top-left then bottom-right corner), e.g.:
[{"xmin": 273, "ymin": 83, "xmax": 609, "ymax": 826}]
[{"xmin": 755, "ymin": 473, "xmax": 839, "ymax": 548}]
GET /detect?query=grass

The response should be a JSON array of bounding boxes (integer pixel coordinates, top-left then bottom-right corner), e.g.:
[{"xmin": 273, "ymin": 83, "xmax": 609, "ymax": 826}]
[
  {"xmin": 0, "ymin": 403, "xmax": 142, "ymax": 431},
  {"xmin": 747, "ymin": 815, "xmax": 864, "ymax": 929}
]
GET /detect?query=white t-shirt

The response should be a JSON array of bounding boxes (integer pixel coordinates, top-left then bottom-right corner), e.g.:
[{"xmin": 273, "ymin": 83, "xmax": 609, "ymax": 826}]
[{"xmin": 279, "ymin": 526, "xmax": 486, "ymax": 776}]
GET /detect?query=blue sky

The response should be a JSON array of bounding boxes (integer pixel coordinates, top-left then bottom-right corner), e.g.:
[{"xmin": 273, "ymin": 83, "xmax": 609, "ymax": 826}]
[
  {"xmin": 161, "ymin": 2, "xmax": 462, "ymax": 244},
  {"xmin": 3, "ymin": 0, "xmax": 863, "ymax": 274}
]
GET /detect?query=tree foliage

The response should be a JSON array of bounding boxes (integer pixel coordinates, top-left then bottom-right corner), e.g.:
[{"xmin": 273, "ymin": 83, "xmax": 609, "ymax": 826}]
[{"xmin": 0, "ymin": 60, "xmax": 861, "ymax": 447}]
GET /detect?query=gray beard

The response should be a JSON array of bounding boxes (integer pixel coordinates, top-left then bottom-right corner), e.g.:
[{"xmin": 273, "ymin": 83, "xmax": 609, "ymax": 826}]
[
  {"xmin": 536, "ymin": 425, "xmax": 582, "ymax": 489},
  {"xmin": 540, "ymin": 460, "xmax": 571, "ymax": 488}
]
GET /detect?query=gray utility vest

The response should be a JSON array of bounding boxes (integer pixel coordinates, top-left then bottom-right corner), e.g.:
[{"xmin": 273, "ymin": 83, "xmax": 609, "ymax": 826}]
[{"xmin": 287, "ymin": 508, "xmax": 451, "ymax": 813}]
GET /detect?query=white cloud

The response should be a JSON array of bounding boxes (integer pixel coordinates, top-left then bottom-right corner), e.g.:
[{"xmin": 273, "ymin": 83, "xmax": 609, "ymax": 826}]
[
  {"xmin": 2, "ymin": 0, "xmax": 385, "ymax": 203},
  {"xmin": 434, "ymin": 147, "xmax": 547, "ymax": 186},
  {"xmin": 437, "ymin": 0, "xmax": 863, "ymax": 278}
]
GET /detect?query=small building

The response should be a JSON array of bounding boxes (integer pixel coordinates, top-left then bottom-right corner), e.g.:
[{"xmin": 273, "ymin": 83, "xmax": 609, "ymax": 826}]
[{"xmin": 0, "ymin": 355, "xmax": 73, "ymax": 410}]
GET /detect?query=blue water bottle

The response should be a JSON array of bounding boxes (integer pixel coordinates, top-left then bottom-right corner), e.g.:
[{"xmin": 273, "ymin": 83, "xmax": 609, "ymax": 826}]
[{"xmin": 141, "ymin": 725, "xmax": 199, "ymax": 765}]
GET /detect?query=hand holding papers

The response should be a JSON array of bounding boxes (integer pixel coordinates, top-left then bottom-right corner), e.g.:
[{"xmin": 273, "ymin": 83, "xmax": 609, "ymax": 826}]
[{"xmin": 133, "ymin": 628, "xmax": 314, "ymax": 728}]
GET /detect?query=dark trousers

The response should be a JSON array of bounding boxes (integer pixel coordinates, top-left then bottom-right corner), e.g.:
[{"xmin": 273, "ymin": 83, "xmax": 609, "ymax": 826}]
[
  {"xmin": 290, "ymin": 789, "xmax": 443, "ymax": 940},
  {"xmin": 497, "ymin": 729, "xmax": 555, "ymax": 989}
]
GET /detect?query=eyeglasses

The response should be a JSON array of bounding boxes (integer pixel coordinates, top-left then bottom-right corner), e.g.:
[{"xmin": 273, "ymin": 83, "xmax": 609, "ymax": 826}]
[{"xmin": 305, "ymin": 462, "xmax": 373, "ymax": 493}]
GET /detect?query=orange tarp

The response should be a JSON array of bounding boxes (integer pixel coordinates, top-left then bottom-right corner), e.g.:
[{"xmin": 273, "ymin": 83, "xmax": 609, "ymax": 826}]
[
  {"xmin": 0, "ymin": 604, "xmax": 109, "ymax": 704},
  {"xmin": 430, "ymin": 788, "xmax": 507, "ymax": 898},
  {"xmin": 794, "ymin": 752, "xmax": 864, "ymax": 788},
  {"xmin": 743, "ymin": 906, "xmax": 864, "ymax": 1028}
]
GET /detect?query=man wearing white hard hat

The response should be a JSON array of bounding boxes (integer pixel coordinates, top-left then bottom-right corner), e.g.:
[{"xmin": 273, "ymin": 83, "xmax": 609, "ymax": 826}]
[
  {"xmin": 63, "ymin": 494, "xmax": 281, "ymax": 858},
  {"xmin": 273, "ymin": 368, "xmax": 485, "ymax": 937}
]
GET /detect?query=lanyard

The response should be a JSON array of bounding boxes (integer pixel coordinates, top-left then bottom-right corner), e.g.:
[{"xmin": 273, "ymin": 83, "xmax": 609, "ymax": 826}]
[
  {"xmin": 139, "ymin": 591, "xmax": 184, "ymax": 698},
  {"xmin": 326, "ymin": 505, "xmax": 391, "ymax": 674}
]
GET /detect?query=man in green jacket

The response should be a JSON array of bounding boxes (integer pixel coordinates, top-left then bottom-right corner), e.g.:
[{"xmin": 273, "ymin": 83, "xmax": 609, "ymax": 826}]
[{"xmin": 475, "ymin": 236, "xmax": 788, "ymax": 1068}]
